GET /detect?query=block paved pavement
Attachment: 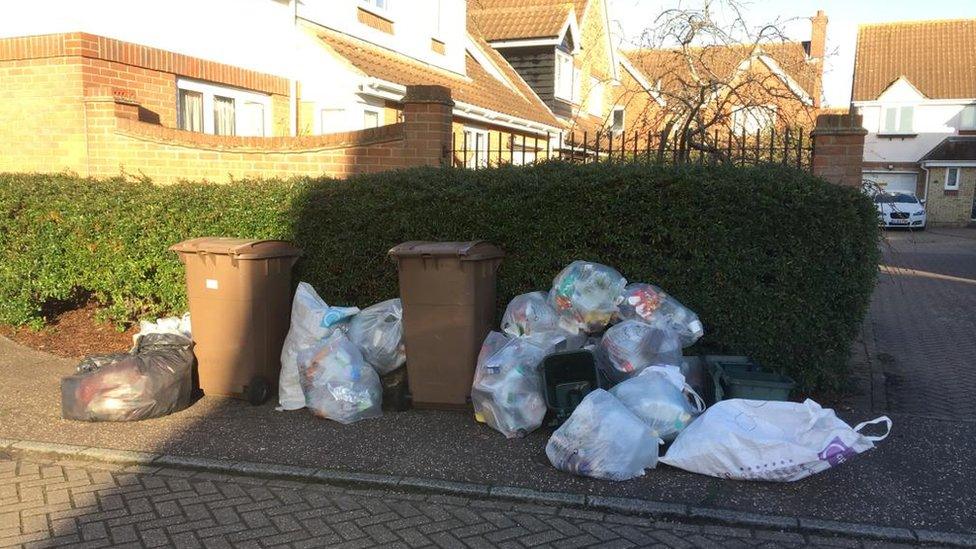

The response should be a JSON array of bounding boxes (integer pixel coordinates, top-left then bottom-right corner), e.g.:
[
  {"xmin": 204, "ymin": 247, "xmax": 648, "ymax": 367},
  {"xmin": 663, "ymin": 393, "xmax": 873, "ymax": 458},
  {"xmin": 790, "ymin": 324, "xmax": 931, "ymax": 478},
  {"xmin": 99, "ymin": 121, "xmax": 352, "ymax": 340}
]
[{"xmin": 0, "ymin": 455, "xmax": 884, "ymax": 549}]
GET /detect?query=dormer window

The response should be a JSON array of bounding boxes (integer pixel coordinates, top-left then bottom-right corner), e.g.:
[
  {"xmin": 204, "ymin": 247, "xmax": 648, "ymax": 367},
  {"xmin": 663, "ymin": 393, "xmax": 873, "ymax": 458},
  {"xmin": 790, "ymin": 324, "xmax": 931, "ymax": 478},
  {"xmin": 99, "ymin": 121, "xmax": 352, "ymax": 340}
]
[
  {"xmin": 962, "ymin": 106, "xmax": 976, "ymax": 130},
  {"xmin": 881, "ymin": 105, "xmax": 914, "ymax": 135}
]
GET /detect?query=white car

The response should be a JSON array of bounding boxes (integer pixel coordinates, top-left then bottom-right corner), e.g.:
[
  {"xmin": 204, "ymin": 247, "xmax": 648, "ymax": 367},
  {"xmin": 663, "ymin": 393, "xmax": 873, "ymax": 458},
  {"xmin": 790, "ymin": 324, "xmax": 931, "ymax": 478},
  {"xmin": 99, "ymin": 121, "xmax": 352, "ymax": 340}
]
[{"xmin": 874, "ymin": 192, "xmax": 926, "ymax": 229}]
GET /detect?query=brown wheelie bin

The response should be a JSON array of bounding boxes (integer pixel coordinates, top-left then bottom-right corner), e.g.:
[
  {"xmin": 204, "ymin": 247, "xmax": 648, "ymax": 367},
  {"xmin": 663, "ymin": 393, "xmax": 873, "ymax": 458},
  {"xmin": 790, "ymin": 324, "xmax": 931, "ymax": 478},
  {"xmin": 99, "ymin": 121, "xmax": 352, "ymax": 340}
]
[
  {"xmin": 388, "ymin": 241, "xmax": 504, "ymax": 409},
  {"xmin": 170, "ymin": 238, "xmax": 301, "ymax": 405}
]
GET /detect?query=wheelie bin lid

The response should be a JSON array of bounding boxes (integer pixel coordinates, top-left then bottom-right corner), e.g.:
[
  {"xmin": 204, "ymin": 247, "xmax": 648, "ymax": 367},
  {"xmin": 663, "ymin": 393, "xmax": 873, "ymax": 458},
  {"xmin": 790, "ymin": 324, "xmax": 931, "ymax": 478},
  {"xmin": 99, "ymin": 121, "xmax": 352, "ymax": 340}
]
[
  {"xmin": 388, "ymin": 241, "xmax": 504, "ymax": 261},
  {"xmin": 170, "ymin": 237, "xmax": 303, "ymax": 260}
]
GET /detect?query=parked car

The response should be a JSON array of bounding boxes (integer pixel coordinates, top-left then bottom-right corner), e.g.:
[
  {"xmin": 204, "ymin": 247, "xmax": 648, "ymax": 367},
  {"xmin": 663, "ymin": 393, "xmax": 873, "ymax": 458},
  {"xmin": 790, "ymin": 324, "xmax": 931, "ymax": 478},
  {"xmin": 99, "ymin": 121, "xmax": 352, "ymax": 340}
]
[{"xmin": 874, "ymin": 192, "xmax": 926, "ymax": 229}]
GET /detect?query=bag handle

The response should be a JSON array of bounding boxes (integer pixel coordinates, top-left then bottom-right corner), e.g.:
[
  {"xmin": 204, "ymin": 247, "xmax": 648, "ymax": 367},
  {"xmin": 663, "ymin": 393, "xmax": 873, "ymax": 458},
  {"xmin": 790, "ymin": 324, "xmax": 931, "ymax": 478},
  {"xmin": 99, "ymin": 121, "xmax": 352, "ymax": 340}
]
[
  {"xmin": 683, "ymin": 384, "xmax": 706, "ymax": 413},
  {"xmin": 853, "ymin": 416, "xmax": 892, "ymax": 442}
]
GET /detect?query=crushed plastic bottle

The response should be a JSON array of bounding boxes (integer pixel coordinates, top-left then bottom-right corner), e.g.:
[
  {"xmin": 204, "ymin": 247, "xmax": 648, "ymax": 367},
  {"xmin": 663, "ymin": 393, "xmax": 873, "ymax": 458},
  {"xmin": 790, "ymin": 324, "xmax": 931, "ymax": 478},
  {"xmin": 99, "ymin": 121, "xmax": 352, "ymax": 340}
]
[
  {"xmin": 548, "ymin": 261, "xmax": 627, "ymax": 334},
  {"xmin": 598, "ymin": 320, "xmax": 682, "ymax": 383},
  {"xmin": 617, "ymin": 283, "xmax": 704, "ymax": 347},
  {"xmin": 298, "ymin": 331, "xmax": 382, "ymax": 424}
]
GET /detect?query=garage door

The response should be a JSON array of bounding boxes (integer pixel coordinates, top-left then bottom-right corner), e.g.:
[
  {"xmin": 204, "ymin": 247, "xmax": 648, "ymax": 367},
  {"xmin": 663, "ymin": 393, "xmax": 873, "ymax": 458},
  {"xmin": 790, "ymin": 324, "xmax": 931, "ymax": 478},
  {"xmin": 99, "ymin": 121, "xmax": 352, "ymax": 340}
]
[{"xmin": 863, "ymin": 172, "xmax": 918, "ymax": 196}]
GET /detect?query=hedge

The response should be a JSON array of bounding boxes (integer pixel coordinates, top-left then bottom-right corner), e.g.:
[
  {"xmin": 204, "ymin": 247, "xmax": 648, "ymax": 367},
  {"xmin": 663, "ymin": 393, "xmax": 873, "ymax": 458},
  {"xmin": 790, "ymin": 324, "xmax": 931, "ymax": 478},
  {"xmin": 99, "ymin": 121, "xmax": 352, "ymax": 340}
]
[{"xmin": 0, "ymin": 162, "xmax": 880, "ymax": 391}]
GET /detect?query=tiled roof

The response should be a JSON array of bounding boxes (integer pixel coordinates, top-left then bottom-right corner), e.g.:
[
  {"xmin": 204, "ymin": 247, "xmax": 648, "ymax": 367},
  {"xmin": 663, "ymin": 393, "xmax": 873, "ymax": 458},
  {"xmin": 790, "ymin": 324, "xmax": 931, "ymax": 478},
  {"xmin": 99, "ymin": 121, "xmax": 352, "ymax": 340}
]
[
  {"xmin": 625, "ymin": 42, "xmax": 820, "ymax": 102},
  {"xmin": 311, "ymin": 25, "xmax": 559, "ymax": 128},
  {"xmin": 853, "ymin": 19, "xmax": 976, "ymax": 101},
  {"xmin": 921, "ymin": 136, "xmax": 976, "ymax": 162},
  {"xmin": 468, "ymin": 0, "xmax": 587, "ymax": 41}
]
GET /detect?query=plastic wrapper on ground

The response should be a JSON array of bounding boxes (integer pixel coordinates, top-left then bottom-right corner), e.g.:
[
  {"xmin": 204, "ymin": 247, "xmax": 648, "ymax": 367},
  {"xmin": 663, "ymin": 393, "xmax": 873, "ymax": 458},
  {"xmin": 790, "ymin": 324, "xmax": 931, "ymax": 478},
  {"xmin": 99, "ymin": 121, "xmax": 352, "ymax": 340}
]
[
  {"xmin": 471, "ymin": 332, "xmax": 553, "ymax": 438},
  {"xmin": 298, "ymin": 331, "xmax": 382, "ymax": 424},
  {"xmin": 346, "ymin": 298, "xmax": 406, "ymax": 376},
  {"xmin": 609, "ymin": 365, "xmax": 705, "ymax": 442},
  {"xmin": 278, "ymin": 282, "xmax": 359, "ymax": 411},
  {"xmin": 661, "ymin": 399, "xmax": 892, "ymax": 481},
  {"xmin": 545, "ymin": 389, "xmax": 662, "ymax": 481},
  {"xmin": 617, "ymin": 283, "xmax": 703, "ymax": 347},
  {"xmin": 597, "ymin": 320, "xmax": 682, "ymax": 383},
  {"xmin": 548, "ymin": 261, "xmax": 627, "ymax": 334},
  {"xmin": 61, "ymin": 333, "xmax": 195, "ymax": 422}
]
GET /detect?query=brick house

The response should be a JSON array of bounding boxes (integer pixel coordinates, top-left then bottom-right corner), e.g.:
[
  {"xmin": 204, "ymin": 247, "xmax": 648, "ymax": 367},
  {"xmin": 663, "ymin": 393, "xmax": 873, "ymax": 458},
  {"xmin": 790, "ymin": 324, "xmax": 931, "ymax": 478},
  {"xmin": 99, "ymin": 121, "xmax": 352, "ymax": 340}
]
[{"xmin": 851, "ymin": 18, "xmax": 976, "ymax": 226}]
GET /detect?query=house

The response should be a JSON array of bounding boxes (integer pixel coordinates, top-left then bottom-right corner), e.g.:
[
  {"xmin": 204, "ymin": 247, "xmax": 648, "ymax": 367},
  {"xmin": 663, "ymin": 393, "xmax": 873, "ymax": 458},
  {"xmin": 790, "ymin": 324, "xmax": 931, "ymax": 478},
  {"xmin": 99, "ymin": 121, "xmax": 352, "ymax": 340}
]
[
  {"xmin": 852, "ymin": 18, "xmax": 976, "ymax": 226},
  {"xmin": 625, "ymin": 11, "xmax": 827, "ymax": 139},
  {"xmin": 468, "ymin": 0, "xmax": 664, "ymax": 142}
]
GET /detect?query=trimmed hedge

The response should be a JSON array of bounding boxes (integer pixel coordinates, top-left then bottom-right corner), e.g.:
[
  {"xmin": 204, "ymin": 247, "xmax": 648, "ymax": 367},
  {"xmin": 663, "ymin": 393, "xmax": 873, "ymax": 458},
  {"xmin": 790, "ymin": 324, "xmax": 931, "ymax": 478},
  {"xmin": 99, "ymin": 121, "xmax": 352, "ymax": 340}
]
[{"xmin": 0, "ymin": 162, "xmax": 880, "ymax": 391}]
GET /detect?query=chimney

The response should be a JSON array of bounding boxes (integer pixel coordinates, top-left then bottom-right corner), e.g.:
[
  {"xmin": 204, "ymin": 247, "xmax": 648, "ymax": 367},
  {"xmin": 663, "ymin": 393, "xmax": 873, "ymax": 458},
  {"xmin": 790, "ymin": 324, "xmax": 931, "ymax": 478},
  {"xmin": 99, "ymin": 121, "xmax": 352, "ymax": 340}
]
[{"xmin": 810, "ymin": 10, "xmax": 828, "ymax": 61}]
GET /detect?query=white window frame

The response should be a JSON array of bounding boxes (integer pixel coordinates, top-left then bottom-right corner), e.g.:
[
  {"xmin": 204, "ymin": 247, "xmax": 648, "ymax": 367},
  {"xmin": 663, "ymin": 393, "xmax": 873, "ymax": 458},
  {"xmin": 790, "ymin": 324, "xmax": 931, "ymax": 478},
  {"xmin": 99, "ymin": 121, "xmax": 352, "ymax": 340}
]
[
  {"xmin": 945, "ymin": 167, "xmax": 960, "ymax": 191},
  {"xmin": 555, "ymin": 50, "xmax": 574, "ymax": 102},
  {"xmin": 961, "ymin": 105, "xmax": 976, "ymax": 130},
  {"xmin": 363, "ymin": 107, "xmax": 382, "ymax": 129},
  {"xmin": 176, "ymin": 78, "xmax": 271, "ymax": 137},
  {"xmin": 611, "ymin": 106, "xmax": 625, "ymax": 134},
  {"xmin": 880, "ymin": 105, "xmax": 915, "ymax": 135},
  {"xmin": 462, "ymin": 127, "xmax": 489, "ymax": 168}
]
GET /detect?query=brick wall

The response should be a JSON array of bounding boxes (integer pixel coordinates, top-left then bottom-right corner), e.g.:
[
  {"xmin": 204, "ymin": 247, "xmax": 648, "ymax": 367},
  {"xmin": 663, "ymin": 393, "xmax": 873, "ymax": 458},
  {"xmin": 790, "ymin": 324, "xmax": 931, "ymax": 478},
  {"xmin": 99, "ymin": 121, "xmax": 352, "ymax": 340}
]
[
  {"xmin": 922, "ymin": 167, "xmax": 976, "ymax": 226},
  {"xmin": 811, "ymin": 113, "xmax": 867, "ymax": 188}
]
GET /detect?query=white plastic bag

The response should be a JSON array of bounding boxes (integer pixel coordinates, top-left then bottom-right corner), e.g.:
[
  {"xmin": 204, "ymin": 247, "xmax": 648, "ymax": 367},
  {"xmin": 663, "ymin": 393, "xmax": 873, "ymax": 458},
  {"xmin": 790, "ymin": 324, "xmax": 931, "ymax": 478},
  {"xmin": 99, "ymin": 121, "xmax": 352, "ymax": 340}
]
[
  {"xmin": 298, "ymin": 331, "xmax": 382, "ymax": 424},
  {"xmin": 549, "ymin": 261, "xmax": 627, "ymax": 334},
  {"xmin": 546, "ymin": 389, "xmax": 662, "ymax": 481},
  {"xmin": 598, "ymin": 320, "xmax": 682, "ymax": 383},
  {"xmin": 610, "ymin": 365, "xmax": 705, "ymax": 442},
  {"xmin": 346, "ymin": 298, "xmax": 406, "ymax": 375},
  {"xmin": 278, "ymin": 283, "xmax": 359, "ymax": 411},
  {"xmin": 471, "ymin": 332, "xmax": 552, "ymax": 438},
  {"xmin": 617, "ymin": 283, "xmax": 704, "ymax": 347},
  {"xmin": 133, "ymin": 313, "xmax": 191, "ymax": 345},
  {"xmin": 661, "ymin": 399, "xmax": 891, "ymax": 482}
]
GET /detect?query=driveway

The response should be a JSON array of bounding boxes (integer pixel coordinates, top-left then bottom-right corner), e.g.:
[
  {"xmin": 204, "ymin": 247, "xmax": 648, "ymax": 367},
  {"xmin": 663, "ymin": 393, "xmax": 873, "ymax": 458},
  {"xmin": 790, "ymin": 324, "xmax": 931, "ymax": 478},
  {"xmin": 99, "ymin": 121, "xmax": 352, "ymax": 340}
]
[{"xmin": 869, "ymin": 228, "xmax": 976, "ymax": 420}]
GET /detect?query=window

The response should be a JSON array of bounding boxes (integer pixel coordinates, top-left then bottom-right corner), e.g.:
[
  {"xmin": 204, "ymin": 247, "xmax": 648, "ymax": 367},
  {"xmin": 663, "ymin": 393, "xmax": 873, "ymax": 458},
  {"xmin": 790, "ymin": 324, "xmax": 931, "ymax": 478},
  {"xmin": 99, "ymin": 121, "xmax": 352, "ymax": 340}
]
[
  {"xmin": 362, "ymin": 0, "xmax": 388, "ymax": 10},
  {"xmin": 320, "ymin": 108, "xmax": 345, "ymax": 134},
  {"xmin": 732, "ymin": 105, "xmax": 776, "ymax": 134},
  {"xmin": 962, "ymin": 106, "xmax": 976, "ymax": 129},
  {"xmin": 611, "ymin": 107, "xmax": 625, "ymax": 134},
  {"xmin": 587, "ymin": 77, "xmax": 604, "ymax": 116},
  {"xmin": 881, "ymin": 105, "xmax": 914, "ymax": 134},
  {"xmin": 363, "ymin": 109, "xmax": 381, "ymax": 129},
  {"xmin": 462, "ymin": 127, "xmax": 489, "ymax": 168},
  {"xmin": 176, "ymin": 79, "xmax": 271, "ymax": 136},
  {"xmin": 555, "ymin": 50, "xmax": 574, "ymax": 101},
  {"xmin": 945, "ymin": 167, "xmax": 960, "ymax": 190},
  {"xmin": 178, "ymin": 90, "xmax": 203, "ymax": 132}
]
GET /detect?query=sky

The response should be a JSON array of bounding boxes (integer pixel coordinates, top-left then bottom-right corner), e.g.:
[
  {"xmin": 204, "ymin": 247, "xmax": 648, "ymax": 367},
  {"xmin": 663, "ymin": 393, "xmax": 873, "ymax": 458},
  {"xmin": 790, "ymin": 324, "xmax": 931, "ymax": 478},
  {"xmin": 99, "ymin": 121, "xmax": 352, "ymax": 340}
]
[{"xmin": 606, "ymin": 0, "xmax": 976, "ymax": 107}]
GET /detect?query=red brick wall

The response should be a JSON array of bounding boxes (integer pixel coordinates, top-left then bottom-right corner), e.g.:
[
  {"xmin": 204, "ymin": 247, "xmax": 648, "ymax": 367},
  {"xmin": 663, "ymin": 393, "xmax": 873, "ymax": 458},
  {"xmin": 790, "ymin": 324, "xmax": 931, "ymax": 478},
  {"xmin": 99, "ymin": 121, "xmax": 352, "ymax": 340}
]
[{"xmin": 811, "ymin": 113, "xmax": 867, "ymax": 188}]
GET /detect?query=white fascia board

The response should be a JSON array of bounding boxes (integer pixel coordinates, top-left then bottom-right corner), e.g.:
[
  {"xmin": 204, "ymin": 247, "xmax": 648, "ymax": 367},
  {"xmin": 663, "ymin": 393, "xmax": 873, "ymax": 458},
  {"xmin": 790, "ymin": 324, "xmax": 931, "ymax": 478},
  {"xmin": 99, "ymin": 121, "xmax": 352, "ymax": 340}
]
[
  {"xmin": 489, "ymin": 37, "xmax": 561, "ymax": 48},
  {"xmin": 755, "ymin": 53, "xmax": 814, "ymax": 106},
  {"xmin": 465, "ymin": 35, "xmax": 511, "ymax": 84},
  {"xmin": 920, "ymin": 161, "xmax": 976, "ymax": 168},
  {"xmin": 561, "ymin": 10, "xmax": 582, "ymax": 54},
  {"xmin": 853, "ymin": 98, "xmax": 976, "ymax": 107},
  {"xmin": 618, "ymin": 56, "xmax": 665, "ymax": 107}
]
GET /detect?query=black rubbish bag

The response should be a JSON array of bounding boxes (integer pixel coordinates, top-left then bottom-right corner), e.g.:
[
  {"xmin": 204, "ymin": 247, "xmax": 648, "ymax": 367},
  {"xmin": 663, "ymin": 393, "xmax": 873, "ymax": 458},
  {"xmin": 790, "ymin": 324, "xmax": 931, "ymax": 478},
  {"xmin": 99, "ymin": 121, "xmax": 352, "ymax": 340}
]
[{"xmin": 61, "ymin": 333, "xmax": 195, "ymax": 422}]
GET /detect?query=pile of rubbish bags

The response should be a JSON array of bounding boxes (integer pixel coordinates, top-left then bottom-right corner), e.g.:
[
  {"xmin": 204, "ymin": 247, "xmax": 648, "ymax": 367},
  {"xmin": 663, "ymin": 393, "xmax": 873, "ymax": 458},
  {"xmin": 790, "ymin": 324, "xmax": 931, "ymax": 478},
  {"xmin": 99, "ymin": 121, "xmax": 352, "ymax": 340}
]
[
  {"xmin": 278, "ymin": 282, "xmax": 405, "ymax": 424},
  {"xmin": 473, "ymin": 259, "xmax": 892, "ymax": 483}
]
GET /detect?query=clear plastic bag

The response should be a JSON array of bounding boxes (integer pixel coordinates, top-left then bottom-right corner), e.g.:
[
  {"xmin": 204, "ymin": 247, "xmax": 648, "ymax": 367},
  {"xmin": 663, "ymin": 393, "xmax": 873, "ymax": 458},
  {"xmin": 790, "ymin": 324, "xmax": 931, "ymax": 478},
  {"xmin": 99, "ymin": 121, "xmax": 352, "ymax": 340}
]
[
  {"xmin": 471, "ymin": 332, "xmax": 552, "ymax": 438},
  {"xmin": 546, "ymin": 389, "xmax": 662, "ymax": 481},
  {"xmin": 61, "ymin": 333, "xmax": 195, "ymax": 422},
  {"xmin": 598, "ymin": 320, "xmax": 682, "ymax": 383},
  {"xmin": 298, "ymin": 332, "xmax": 382, "ymax": 424},
  {"xmin": 347, "ymin": 298, "xmax": 406, "ymax": 375},
  {"xmin": 617, "ymin": 283, "xmax": 703, "ymax": 347},
  {"xmin": 279, "ymin": 282, "xmax": 359, "ymax": 411},
  {"xmin": 132, "ymin": 313, "xmax": 191, "ymax": 346},
  {"xmin": 548, "ymin": 261, "xmax": 627, "ymax": 334},
  {"xmin": 501, "ymin": 292, "xmax": 562, "ymax": 337},
  {"xmin": 609, "ymin": 365, "xmax": 705, "ymax": 442}
]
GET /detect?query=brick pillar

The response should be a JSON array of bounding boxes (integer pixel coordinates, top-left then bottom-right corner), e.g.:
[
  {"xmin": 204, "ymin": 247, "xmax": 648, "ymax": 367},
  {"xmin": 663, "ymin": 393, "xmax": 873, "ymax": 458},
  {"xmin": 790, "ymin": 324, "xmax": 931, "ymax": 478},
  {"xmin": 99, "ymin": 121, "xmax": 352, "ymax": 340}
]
[
  {"xmin": 810, "ymin": 113, "xmax": 867, "ymax": 188},
  {"xmin": 401, "ymin": 85, "xmax": 453, "ymax": 168}
]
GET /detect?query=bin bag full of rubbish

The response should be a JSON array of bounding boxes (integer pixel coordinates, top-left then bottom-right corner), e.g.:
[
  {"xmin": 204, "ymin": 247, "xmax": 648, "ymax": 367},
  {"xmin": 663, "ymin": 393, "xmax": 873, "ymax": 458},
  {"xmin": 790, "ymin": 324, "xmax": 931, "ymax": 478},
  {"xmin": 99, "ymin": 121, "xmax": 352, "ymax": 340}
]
[
  {"xmin": 472, "ymin": 332, "xmax": 552, "ymax": 438},
  {"xmin": 617, "ymin": 283, "xmax": 704, "ymax": 347},
  {"xmin": 545, "ymin": 389, "xmax": 662, "ymax": 481},
  {"xmin": 346, "ymin": 298, "xmax": 406, "ymax": 376},
  {"xmin": 661, "ymin": 399, "xmax": 892, "ymax": 482},
  {"xmin": 279, "ymin": 282, "xmax": 359, "ymax": 411},
  {"xmin": 609, "ymin": 365, "xmax": 705, "ymax": 442},
  {"xmin": 61, "ymin": 333, "xmax": 195, "ymax": 422},
  {"xmin": 598, "ymin": 320, "xmax": 682, "ymax": 383},
  {"xmin": 298, "ymin": 331, "xmax": 382, "ymax": 424},
  {"xmin": 502, "ymin": 292, "xmax": 563, "ymax": 337},
  {"xmin": 548, "ymin": 261, "xmax": 627, "ymax": 334}
]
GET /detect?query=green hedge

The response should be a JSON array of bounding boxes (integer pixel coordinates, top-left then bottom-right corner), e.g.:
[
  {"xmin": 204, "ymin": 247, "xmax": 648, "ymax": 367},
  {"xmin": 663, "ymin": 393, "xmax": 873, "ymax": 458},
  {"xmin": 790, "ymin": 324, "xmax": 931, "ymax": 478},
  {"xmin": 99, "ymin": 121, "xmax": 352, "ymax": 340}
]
[{"xmin": 0, "ymin": 163, "xmax": 880, "ymax": 391}]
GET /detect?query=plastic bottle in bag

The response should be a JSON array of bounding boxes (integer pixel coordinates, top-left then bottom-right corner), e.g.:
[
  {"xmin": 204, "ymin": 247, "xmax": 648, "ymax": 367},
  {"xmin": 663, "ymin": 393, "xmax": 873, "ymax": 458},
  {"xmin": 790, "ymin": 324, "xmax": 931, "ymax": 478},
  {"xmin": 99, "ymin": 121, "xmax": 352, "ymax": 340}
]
[
  {"xmin": 617, "ymin": 283, "xmax": 703, "ymax": 347},
  {"xmin": 346, "ymin": 298, "xmax": 406, "ymax": 376},
  {"xmin": 609, "ymin": 365, "xmax": 705, "ymax": 441},
  {"xmin": 548, "ymin": 261, "xmax": 627, "ymax": 334},
  {"xmin": 298, "ymin": 331, "xmax": 381, "ymax": 424},
  {"xmin": 598, "ymin": 320, "xmax": 682, "ymax": 383},
  {"xmin": 471, "ymin": 332, "xmax": 553, "ymax": 438},
  {"xmin": 545, "ymin": 389, "xmax": 662, "ymax": 481}
]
